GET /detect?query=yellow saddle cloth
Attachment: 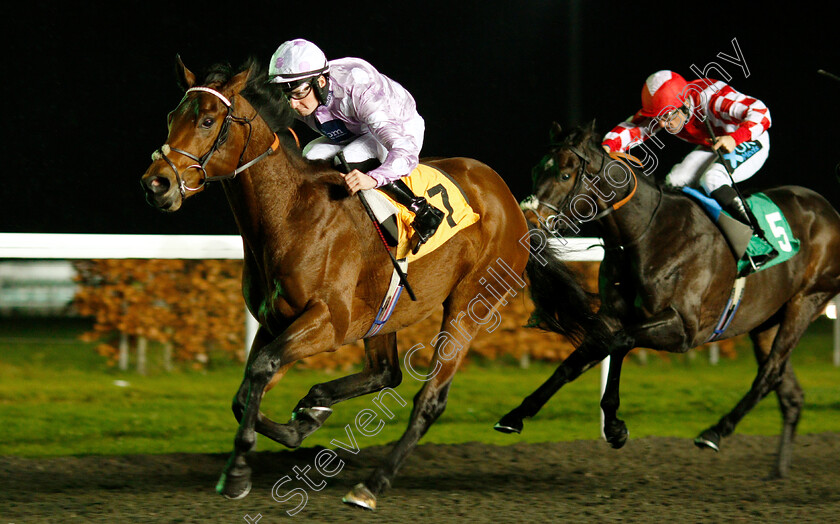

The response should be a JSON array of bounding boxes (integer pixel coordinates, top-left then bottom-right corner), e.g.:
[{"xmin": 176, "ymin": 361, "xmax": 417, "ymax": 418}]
[{"xmin": 378, "ymin": 164, "xmax": 480, "ymax": 262}]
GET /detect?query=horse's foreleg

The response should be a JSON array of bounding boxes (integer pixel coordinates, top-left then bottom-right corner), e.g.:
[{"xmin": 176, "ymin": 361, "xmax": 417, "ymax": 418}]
[
  {"xmin": 591, "ymin": 307, "xmax": 687, "ymax": 449},
  {"xmin": 293, "ymin": 332, "xmax": 401, "ymax": 410},
  {"xmin": 230, "ymin": 328, "xmax": 312, "ymax": 447},
  {"xmin": 494, "ymin": 333, "xmax": 614, "ymax": 434},
  {"xmin": 218, "ymin": 300, "xmax": 338, "ymax": 499},
  {"xmin": 231, "ymin": 326, "xmax": 293, "ymax": 423},
  {"xmin": 285, "ymin": 332, "xmax": 402, "ymax": 443},
  {"xmin": 628, "ymin": 305, "xmax": 689, "ymax": 351},
  {"xmin": 599, "ymin": 342, "xmax": 634, "ymax": 449},
  {"xmin": 498, "ymin": 306, "xmax": 686, "ymax": 436}
]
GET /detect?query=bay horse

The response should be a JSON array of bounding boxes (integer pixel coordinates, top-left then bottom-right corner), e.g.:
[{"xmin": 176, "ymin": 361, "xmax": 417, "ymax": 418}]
[
  {"xmin": 140, "ymin": 58, "xmax": 602, "ymax": 509},
  {"xmin": 496, "ymin": 121, "xmax": 840, "ymax": 478}
]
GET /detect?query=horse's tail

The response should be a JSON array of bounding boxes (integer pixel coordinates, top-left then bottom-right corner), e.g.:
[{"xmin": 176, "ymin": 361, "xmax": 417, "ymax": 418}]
[{"xmin": 525, "ymin": 229, "xmax": 609, "ymax": 346}]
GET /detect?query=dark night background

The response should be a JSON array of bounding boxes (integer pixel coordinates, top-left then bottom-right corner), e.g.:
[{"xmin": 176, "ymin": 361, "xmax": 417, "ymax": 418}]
[{"xmin": 5, "ymin": 1, "xmax": 840, "ymax": 236}]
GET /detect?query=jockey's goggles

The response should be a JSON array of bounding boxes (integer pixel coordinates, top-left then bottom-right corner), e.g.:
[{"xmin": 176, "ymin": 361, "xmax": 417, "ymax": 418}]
[
  {"xmin": 280, "ymin": 80, "xmax": 314, "ymax": 101},
  {"xmin": 657, "ymin": 104, "xmax": 689, "ymax": 123}
]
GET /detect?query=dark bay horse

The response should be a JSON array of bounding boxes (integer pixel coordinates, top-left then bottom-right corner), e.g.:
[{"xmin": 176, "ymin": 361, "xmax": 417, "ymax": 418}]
[
  {"xmin": 140, "ymin": 59, "xmax": 601, "ymax": 509},
  {"xmin": 497, "ymin": 121, "xmax": 840, "ymax": 478}
]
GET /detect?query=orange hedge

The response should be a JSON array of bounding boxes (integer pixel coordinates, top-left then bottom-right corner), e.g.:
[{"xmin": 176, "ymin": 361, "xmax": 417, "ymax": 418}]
[
  {"xmin": 73, "ymin": 259, "xmax": 245, "ymax": 368},
  {"xmin": 73, "ymin": 260, "xmax": 735, "ymax": 371}
]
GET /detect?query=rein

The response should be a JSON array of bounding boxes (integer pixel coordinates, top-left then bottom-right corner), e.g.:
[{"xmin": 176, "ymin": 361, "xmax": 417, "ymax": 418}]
[{"xmin": 151, "ymin": 86, "xmax": 280, "ymax": 198}]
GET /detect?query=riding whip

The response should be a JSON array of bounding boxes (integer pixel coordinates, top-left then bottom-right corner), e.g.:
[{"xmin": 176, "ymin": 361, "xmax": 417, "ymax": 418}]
[
  {"xmin": 703, "ymin": 118, "xmax": 765, "ymax": 235},
  {"xmin": 337, "ymin": 152, "xmax": 417, "ymax": 301}
]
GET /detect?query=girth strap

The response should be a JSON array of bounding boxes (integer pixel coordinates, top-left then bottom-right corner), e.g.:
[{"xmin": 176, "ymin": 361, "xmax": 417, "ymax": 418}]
[
  {"xmin": 363, "ymin": 258, "xmax": 408, "ymax": 338},
  {"xmin": 706, "ymin": 276, "xmax": 747, "ymax": 342}
]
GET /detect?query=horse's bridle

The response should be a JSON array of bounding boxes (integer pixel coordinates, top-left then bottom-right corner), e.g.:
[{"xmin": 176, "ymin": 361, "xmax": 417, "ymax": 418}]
[
  {"xmin": 525, "ymin": 145, "xmax": 636, "ymax": 222},
  {"xmin": 151, "ymin": 86, "xmax": 280, "ymax": 198},
  {"xmin": 524, "ymin": 143, "xmax": 662, "ymax": 249}
]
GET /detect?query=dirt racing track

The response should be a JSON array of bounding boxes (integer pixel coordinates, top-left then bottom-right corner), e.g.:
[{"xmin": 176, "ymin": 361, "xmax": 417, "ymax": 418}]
[{"xmin": 2, "ymin": 433, "xmax": 839, "ymax": 523}]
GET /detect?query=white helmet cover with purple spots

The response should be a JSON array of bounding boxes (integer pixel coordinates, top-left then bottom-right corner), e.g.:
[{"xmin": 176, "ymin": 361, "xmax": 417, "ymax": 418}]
[{"xmin": 268, "ymin": 38, "xmax": 330, "ymax": 84}]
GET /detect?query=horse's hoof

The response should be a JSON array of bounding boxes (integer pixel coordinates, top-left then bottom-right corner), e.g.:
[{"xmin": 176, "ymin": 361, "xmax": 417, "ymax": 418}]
[
  {"xmin": 605, "ymin": 419, "xmax": 628, "ymax": 449},
  {"xmin": 493, "ymin": 422, "xmax": 521, "ymax": 434},
  {"xmin": 216, "ymin": 471, "xmax": 252, "ymax": 500},
  {"xmin": 694, "ymin": 429, "xmax": 721, "ymax": 452},
  {"xmin": 342, "ymin": 482, "xmax": 376, "ymax": 510},
  {"xmin": 494, "ymin": 413, "xmax": 524, "ymax": 434}
]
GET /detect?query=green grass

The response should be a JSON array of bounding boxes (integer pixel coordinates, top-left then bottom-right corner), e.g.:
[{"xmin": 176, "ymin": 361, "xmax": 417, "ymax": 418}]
[{"xmin": 0, "ymin": 317, "xmax": 837, "ymax": 457}]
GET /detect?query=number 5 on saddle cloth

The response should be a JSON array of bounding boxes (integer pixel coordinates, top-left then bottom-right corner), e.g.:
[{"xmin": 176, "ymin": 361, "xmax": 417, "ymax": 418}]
[{"xmin": 683, "ymin": 187, "xmax": 800, "ymax": 276}]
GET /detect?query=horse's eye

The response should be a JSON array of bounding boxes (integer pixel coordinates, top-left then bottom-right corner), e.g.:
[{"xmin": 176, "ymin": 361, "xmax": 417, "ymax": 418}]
[
  {"xmin": 200, "ymin": 117, "xmax": 214, "ymax": 129},
  {"xmin": 561, "ymin": 173, "xmax": 571, "ymax": 181}
]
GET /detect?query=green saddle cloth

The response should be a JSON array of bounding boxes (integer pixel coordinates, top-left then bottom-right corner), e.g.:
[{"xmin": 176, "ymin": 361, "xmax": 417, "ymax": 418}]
[{"xmin": 734, "ymin": 192, "xmax": 800, "ymax": 274}]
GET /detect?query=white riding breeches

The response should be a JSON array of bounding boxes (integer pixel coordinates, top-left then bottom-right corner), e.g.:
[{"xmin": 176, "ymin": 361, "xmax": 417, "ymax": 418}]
[
  {"xmin": 302, "ymin": 134, "xmax": 388, "ymax": 165},
  {"xmin": 665, "ymin": 132, "xmax": 770, "ymax": 195}
]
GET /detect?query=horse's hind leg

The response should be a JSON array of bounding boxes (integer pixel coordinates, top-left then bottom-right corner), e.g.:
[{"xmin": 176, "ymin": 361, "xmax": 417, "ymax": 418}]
[
  {"xmin": 749, "ymin": 325, "xmax": 806, "ymax": 478},
  {"xmin": 694, "ymin": 295, "xmax": 824, "ymax": 477},
  {"xmin": 342, "ymin": 302, "xmax": 484, "ymax": 510},
  {"xmin": 773, "ymin": 359, "xmax": 804, "ymax": 477},
  {"xmin": 283, "ymin": 332, "xmax": 402, "ymax": 443},
  {"xmin": 696, "ymin": 324, "xmax": 804, "ymax": 477}
]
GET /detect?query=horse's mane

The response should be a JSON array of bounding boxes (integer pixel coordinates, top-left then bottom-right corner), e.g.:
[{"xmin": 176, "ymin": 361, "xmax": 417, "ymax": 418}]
[
  {"xmin": 198, "ymin": 58, "xmax": 344, "ymax": 185},
  {"xmin": 240, "ymin": 57, "xmax": 296, "ymax": 134},
  {"xmin": 198, "ymin": 58, "xmax": 298, "ymax": 149}
]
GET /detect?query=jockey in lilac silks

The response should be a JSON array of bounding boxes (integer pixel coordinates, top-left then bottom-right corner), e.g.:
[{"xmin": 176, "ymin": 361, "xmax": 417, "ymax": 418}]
[{"xmin": 268, "ymin": 38, "xmax": 444, "ymax": 250}]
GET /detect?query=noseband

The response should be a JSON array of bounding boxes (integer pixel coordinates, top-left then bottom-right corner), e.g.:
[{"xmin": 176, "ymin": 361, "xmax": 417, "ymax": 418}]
[{"xmin": 151, "ymin": 86, "xmax": 280, "ymax": 198}]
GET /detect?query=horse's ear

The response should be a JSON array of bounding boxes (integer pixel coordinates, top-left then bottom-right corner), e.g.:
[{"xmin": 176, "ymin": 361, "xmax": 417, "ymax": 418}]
[
  {"xmin": 175, "ymin": 54, "xmax": 196, "ymax": 91},
  {"xmin": 549, "ymin": 121, "xmax": 563, "ymax": 144},
  {"xmin": 228, "ymin": 65, "xmax": 253, "ymax": 96}
]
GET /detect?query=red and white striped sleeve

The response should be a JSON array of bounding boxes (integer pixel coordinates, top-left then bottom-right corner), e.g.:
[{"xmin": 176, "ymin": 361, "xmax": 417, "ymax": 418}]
[
  {"xmin": 705, "ymin": 83, "xmax": 771, "ymax": 145},
  {"xmin": 601, "ymin": 112, "xmax": 658, "ymax": 153}
]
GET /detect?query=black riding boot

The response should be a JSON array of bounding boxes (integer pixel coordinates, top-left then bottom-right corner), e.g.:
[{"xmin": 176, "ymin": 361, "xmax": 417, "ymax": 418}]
[
  {"xmin": 711, "ymin": 185, "xmax": 751, "ymax": 225},
  {"xmin": 710, "ymin": 186, "xmax": 778, "ymax": 271},
  {"xmin": 378, "ymin": 178, "xmax": 445, "ymax": 253}
]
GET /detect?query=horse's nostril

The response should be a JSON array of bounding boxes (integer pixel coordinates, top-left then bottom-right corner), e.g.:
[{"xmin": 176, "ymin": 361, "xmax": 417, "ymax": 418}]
[{"xmin": 145, "ymin": 175, "xmax": 171, "ymax": 195}]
